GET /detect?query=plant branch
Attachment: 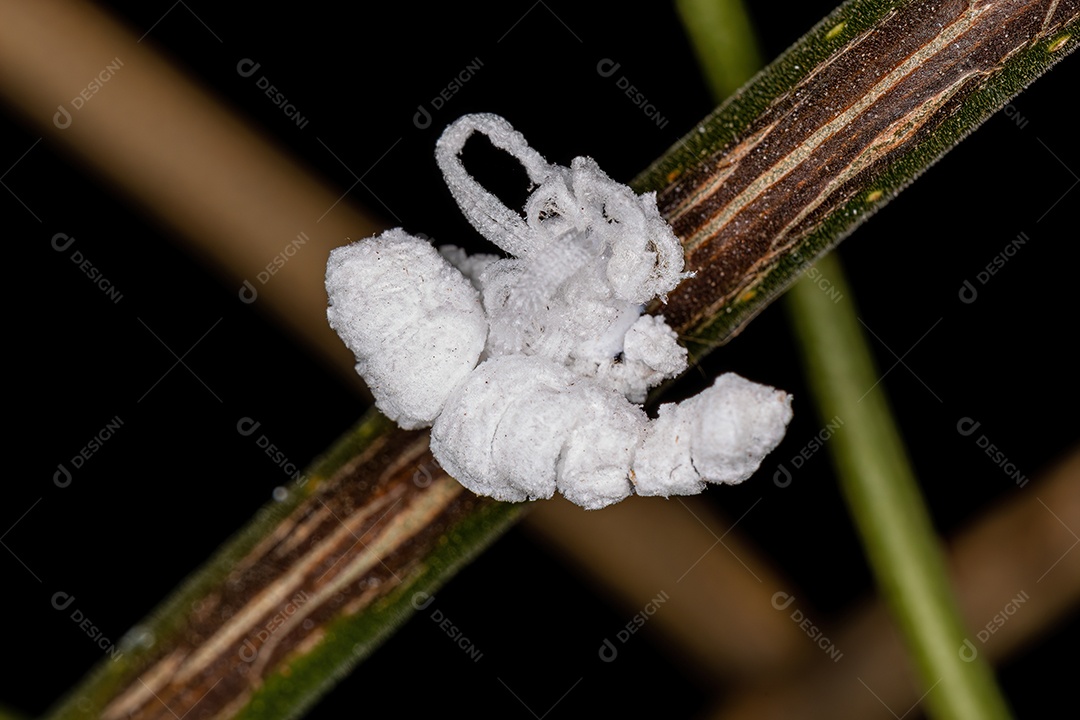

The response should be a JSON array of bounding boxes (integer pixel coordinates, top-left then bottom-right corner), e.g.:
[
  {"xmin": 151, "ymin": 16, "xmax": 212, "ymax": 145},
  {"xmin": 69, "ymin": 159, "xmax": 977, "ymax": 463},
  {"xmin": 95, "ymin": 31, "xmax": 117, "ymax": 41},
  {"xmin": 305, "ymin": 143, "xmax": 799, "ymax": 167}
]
[
  {"xmin": 677, "ymin": 2, "xmax": 1014, "ymax": 714},
  {"xmin": 8, "ymin": 0, "xmax": 1074, "ymax": 717},
  {"xmin": 635, "ymin": 0, "xmax": 1079, "ymax": 355},
  {"xmin": 787, "ymin": 254, "xmax": 1013, "ymax": 719},
  {"xmin": 674, "ymin": 0, "xmax": 764, "ymax": 99},
  {"xmin": 711, "ymin": 446, "xmax": 1080, "ymax": 719}
]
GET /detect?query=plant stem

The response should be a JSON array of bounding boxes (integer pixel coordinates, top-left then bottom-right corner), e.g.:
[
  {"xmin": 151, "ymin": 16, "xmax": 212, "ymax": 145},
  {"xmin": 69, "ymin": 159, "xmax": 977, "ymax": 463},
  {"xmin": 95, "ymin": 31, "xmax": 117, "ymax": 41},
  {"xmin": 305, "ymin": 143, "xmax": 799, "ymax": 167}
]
[
  {"xmin": 787, "ymin": 254, "xmax": 1013, "ymax": 720},
  {"xmin": 637, "ymin": 0, "xmax": 1079, "ymax": 355},
  {"xmin": 29, "ymin": 0, "xmax": 1075, "ymax": 716},
  {"xmin": 674, "ymin": 0, "xmax": 763, "ymax": 99},
  {"xmin": 673, "ymin": 0, "xmax": 1017, "ymax": 716}
]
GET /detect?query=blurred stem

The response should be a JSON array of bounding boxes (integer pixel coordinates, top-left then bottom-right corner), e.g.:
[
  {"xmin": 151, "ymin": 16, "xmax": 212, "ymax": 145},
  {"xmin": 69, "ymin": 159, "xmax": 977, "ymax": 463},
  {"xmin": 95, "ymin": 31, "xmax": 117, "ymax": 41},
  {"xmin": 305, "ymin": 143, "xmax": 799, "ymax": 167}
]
[
  {"xmin": 673, "ymin": 0, "xmax": 1015, "ymax": 717},
  {"xmin": 710, "ymin": 445, "xmax": 1080, "ymax": 720},
  {"xmin": 786, "ymin": 254, "xmax": 1012, "ymax": 720},
  {"xmin": 0, "ymin": 705, "xmax": 26, "ymax": 720},
  {"xmin": 19, "ymin": 0, "xmax": 1073, "ymax": 716},
  {"xmin": 674, "ymin": 0, "xmax": 763, "ymax": 99}
]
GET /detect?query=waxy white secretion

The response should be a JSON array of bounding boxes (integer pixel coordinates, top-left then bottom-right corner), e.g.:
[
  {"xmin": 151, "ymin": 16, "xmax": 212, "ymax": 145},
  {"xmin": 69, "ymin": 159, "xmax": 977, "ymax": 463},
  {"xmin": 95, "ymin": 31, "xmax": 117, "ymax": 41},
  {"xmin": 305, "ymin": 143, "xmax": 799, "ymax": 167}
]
[{"xmin": 327, "ymin": 114, "xmax": 792, "ymax": 509}]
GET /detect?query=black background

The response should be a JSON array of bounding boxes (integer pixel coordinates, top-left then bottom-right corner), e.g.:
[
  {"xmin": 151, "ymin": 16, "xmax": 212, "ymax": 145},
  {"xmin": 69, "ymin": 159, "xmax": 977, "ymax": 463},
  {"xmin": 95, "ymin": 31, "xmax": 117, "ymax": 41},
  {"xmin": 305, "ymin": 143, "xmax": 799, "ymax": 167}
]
[{"xmin": 4, "ymin": 1, "xmax": 1077, "ymax": 717}]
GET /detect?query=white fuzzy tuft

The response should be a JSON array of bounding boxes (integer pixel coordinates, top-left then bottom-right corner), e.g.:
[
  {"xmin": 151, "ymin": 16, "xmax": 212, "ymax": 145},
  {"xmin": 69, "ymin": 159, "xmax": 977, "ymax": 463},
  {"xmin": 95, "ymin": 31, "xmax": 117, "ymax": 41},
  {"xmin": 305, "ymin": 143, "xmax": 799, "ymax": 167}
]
[
  {"xmin": 326, "ymin": 115, "xmax": 793, "ymax": 508},
  {"xmin": 326, "ymin": 229, "xmax": 487, "ymax": 429}
]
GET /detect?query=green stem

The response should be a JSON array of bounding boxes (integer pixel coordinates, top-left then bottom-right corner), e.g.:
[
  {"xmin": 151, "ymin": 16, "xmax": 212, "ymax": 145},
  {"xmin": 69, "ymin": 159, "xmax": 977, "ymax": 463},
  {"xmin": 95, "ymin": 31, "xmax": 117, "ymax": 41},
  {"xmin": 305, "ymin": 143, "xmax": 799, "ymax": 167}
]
[
  {"xmin": 674, "ymin": 0, "xmax": 763, "ymax": 99},
  {"xmin": 787, "ymin": 255, "xmax": 1013, "ymax": 720},
  {"xmin": 673, "ymin": 1, "xmax": 1016, "ymax": 717},
  {"xmin": 0, "ymin": 704, "xmax": 27, "ymax": 720},
  {"xmin": 41, "ymin": 1, "xmax": 1076, "ymax": 716}
]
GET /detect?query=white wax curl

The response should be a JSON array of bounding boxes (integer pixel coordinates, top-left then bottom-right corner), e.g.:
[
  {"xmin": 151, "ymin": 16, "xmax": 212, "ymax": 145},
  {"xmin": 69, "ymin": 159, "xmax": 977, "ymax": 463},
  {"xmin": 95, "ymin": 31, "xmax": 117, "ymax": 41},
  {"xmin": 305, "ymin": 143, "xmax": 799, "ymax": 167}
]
[
  {"xmin": 326, "ymin": 114, "xmax": 793, "ymax": 509},
  {"xmin": 326, "ymin": 228, "xmax": 487, "ymax": 430}
]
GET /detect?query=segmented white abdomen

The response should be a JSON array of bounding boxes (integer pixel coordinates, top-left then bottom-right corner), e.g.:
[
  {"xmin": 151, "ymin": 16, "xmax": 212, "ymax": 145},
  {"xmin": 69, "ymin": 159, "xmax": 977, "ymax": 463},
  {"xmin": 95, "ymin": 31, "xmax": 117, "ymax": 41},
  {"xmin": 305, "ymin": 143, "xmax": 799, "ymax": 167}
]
[
  {"xmin": 429, "ymin": 355, "xmax": 792, "ymax": 510},
  {"xmin": 634, "ymin": 374, "xmax": 794, "ymax": 497},
  {"xmin": 326, "ymin": 229, "xmax": 487, "ymax": 429},
  {"xmin": 429, "ymin": 355, "xmax": 643, "ymax": 508},
  {"xmin": 326, "ymin": 114, "xmax": 794, "ymax": 510}
]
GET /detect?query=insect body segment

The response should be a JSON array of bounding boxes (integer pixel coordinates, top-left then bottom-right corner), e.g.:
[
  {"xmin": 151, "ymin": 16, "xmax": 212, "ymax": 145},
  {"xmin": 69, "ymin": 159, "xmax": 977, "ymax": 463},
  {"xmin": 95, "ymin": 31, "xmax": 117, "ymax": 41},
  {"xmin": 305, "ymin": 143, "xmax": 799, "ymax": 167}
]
[
  {"xmin": 325, "ymin": 227, "xmax": 486, "ymax": 430},
  {"xmin": 326, "ymin": 113, "xmax": 792, "ymax": 509}
]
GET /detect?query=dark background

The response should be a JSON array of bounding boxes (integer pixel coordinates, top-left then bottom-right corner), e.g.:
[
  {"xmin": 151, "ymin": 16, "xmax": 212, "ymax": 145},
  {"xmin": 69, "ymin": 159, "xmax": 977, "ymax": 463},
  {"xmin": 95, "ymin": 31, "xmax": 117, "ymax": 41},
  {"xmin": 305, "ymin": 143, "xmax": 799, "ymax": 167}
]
[{"xmin": 4, "ymin": 1, "xmax": 1077, "ymax": 717}]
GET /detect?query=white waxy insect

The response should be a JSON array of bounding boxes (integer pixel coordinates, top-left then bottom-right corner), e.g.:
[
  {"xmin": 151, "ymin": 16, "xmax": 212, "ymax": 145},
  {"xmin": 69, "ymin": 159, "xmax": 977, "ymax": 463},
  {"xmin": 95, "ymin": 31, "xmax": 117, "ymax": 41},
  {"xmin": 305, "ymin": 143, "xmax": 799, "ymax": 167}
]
[{"xmin": 326, "ymin": 113, "xmax": 792, "ymax": 509}]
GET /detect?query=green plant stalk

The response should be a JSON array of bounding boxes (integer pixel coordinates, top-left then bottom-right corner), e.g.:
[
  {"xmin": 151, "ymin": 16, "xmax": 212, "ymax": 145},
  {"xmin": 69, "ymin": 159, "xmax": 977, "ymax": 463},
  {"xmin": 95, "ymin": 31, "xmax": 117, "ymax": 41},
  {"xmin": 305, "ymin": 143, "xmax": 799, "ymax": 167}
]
[
  {"xmin": 787, "ymin": 254, "xmax": 1012, "ymax": 720},
  {"xmin": 674, "ymin": 0, "xmax": 764, "ymax": 99},
  {"xmin": 42, "ymin": 0, "xmax": 1077, "ymax": 717},
  {"xmin": 635, "ymin": 0, "xmax": 1078, "ymax": 356},
  {"xmin": 45, "ymin": 410, "xmax": 523, "ymax": 720},
  {"xmin": 0, "ymin": 704, "xmax": 27, "ymax": 720},
  {"xmin": 674, "ymin": 2, "xmax": 1016, "ymax": 717}
]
